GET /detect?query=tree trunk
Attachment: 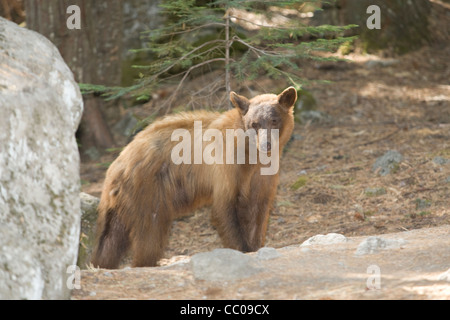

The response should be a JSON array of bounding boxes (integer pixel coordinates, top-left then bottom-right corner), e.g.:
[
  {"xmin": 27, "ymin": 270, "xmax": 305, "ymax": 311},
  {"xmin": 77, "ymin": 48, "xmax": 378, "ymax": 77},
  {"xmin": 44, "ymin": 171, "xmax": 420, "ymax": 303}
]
[
  {"xmin": 313, "ymin": 0, "xmax": 432, "ymax": 55},
  {"xmin": 25, "ymin": 0, "xmax": 123, "ymax": 157}
]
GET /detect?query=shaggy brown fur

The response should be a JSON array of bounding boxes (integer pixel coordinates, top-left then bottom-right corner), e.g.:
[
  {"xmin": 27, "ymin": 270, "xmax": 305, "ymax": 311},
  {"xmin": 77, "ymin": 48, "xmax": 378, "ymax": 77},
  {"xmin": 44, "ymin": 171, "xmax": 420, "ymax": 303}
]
[{"xmin": 91, "ymin": 87, "xmax": 297, "ymax": 268}]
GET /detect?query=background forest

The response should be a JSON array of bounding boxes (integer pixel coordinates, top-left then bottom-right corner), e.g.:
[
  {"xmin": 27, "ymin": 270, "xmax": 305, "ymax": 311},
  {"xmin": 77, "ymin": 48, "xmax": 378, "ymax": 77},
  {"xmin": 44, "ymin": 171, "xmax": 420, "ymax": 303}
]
[{"xmin": 2, "ymin": 0, "xmax": 445, "ymax": 157}]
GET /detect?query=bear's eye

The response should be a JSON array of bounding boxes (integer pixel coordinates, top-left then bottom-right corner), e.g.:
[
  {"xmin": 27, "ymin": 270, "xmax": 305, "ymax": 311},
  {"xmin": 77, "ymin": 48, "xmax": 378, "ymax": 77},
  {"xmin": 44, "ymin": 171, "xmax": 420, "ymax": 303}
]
[
  {"xmin": 272, "ymin": 119, "xmax": 279, "ymax": 126},
  {"xmin": 252, "ymin": 123, "xmax": 260, "ymax": 130}
]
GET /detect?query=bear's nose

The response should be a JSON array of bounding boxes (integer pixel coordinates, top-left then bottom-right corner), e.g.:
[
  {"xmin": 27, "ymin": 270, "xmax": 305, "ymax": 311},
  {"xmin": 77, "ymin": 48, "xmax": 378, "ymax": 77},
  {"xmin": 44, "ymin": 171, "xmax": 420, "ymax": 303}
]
[{"xmin": 261, "ymin": 142, "xmax": 271, "ymax": 152}]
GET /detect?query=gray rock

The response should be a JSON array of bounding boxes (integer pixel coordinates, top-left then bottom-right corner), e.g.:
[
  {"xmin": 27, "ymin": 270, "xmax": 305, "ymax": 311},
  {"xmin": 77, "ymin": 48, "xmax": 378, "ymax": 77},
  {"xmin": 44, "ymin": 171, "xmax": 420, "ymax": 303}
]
[
  {"xmin": 433, "ymin": 157, "xmax": 449, "ymax": 165},
  {"xmin": 256, "ymin": 247, "xmax": 281, "ymax": 260},
  {"xmin": 0, "ymin": 18, "xmax": 83, "ymax": 299},
  {"xmin": 190, "ymin": 249, "xmax": 262, "ymax": 281},
  {"xmin": 80, "ymin": 193, "xmax": 100, "ymax": 216},
  {"xmin": 113, "ymin": 111, "xmax": 140, "ymax": 138},
  {"xmin": 78, "ymin": 193, "xmax": 100, "ymax": 269},
  {"xmin": 355, "ymin": 237, "xmax": 406, "ymax": 256},
  {"xmin": 83, "ymin": 147, "xmax": 101, "ymax": 161},
  {"xmin": 372, "ymin": 150, "xmax": 403, "ymax": 176},
  {"xmin": 300, "ymin": 233, "xmax": 348, "ymax": 247},
  {"xmin": 415, "ymin": 198, "xmax": 432, "ymax": 210}
]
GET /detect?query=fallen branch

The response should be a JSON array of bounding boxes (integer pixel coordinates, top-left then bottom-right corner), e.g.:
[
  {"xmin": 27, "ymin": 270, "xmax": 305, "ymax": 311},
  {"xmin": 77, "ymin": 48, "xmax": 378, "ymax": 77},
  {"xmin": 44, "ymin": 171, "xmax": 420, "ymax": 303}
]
[{"xmin": 356, "ymin": 127, "xmax": 402, "ymax": 148}]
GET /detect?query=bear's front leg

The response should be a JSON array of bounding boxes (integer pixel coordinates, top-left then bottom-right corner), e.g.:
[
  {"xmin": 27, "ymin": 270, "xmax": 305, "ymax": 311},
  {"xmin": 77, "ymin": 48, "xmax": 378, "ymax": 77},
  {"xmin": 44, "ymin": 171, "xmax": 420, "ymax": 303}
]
[
  {"xmin": 211, "ymin": 192, "xmax": 252, "ymax": 252},
  {"xmin": 211, "ymin": 173, "xmax": 277, "ymax": 252},
  {"xmin": 243, "ymin": 173, "xmax": 278, "ymax": 250}
]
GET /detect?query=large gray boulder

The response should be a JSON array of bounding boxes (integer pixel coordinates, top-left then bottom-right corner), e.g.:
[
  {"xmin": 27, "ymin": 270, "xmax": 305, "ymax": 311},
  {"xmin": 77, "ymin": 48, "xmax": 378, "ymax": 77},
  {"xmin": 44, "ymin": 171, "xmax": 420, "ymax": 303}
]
[
  {"xmin": 190, "ymin": 249, "xmax": 262, "ymax": 281},
  {"xmin": 0, "ymin": 18, "xmax": 83, "ymax": 299}
]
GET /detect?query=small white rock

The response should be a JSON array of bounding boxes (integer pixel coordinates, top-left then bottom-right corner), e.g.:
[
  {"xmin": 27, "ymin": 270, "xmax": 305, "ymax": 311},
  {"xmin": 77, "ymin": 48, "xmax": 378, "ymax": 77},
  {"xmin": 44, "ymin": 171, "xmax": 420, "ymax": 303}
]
[
  {"xmin": 438, "ymin": 269, "xmax": 450, "ymax": 282},
  {"xmin": 300, "ymin": 233, "xmax": 348, "ymax": 247},
  {"xmin": 355, "ymin": 237, "xmax": 406, "ymax": 256}
]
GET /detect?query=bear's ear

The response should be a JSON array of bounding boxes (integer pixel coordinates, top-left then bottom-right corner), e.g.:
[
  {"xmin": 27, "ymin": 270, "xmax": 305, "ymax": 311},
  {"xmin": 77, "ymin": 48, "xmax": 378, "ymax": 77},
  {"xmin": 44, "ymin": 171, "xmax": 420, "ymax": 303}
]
[
  {"xmin": 230, "ymin": 92, "xmax": 250, "ymax": 115},
  {"xmin": 278, "ymin": 87, "xmax": 297, "ymax": 110}
]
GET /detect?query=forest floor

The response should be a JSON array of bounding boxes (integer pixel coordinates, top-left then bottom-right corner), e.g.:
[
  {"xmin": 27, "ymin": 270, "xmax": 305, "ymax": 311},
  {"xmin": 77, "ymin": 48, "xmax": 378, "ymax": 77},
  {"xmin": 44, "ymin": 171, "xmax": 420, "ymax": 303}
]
[{"xmin": 80, "ymin": 43, "xmax": 449, "ymax": 264}]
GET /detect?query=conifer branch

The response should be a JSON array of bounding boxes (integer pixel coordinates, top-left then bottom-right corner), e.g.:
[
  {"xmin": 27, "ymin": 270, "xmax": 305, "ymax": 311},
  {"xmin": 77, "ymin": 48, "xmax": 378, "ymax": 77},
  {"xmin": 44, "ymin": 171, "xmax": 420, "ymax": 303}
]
[
  {"xmin": 159, "ymin": 57, "xmax": 228, "ymax": 114},
  {"xmin": 158, "ymin": 22, "xmax": 227, "ymax": 37},
  {"xmin": 228, "ymin": 14, "xmax": 305, "ymax": 31},
  {"xmin": 232, "ymin": 36, "xmax": 292, "ymax": 58},
  {"xmin": 95, "ymin": 0, "xmax": 358, "ymax": 112}
]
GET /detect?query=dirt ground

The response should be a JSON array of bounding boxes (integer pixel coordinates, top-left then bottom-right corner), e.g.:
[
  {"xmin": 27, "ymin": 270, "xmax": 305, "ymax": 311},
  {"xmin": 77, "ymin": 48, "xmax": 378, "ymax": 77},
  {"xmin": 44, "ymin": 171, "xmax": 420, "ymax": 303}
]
[
  {"xmin": 80, "ymin": 43, "xmax": 449, "ymax": 265},
  {"xmin": 72, "ymin": 225, "xmax": 450, "ymax": 300}
]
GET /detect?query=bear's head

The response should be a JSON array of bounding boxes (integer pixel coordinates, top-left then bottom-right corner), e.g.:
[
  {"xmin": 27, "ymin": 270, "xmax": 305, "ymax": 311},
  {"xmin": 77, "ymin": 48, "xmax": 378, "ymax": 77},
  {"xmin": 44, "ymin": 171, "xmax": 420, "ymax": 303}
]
[{"xmin": 230, "ymin": 87, "xmax": 297, "ymax": 154}]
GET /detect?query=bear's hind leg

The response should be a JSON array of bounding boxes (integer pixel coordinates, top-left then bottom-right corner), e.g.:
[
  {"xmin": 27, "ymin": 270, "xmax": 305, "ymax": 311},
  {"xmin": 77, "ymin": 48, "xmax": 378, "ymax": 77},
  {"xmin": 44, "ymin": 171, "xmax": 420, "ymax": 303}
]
[
  {"xmin": 91, "ymin": 209, "xmax": 131, "ymax": 269},
  {"xmin": 130, "ymin": 211, "xmax": 173, "ymax": 267}
]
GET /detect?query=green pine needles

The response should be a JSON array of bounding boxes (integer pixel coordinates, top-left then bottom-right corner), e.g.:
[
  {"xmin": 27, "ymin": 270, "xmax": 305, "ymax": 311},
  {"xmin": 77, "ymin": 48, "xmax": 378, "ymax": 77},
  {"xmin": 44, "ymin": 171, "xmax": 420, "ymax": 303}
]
[{"xmin": 81, "ymin": 0, "xmax": 357, "ymax": 111}]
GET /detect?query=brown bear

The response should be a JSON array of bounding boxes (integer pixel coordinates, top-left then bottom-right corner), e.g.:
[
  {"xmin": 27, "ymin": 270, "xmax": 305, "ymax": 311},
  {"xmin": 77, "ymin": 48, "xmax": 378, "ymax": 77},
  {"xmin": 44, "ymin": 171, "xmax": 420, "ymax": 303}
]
[{"xmin": 91, "ymin": 87, "xmax": 297, "ymax": 268}]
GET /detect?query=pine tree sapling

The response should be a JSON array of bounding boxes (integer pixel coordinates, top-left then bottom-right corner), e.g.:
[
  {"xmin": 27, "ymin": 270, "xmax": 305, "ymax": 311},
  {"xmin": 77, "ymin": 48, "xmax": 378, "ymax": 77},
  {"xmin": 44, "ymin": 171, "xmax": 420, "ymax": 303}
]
[{"xmin": 95, "ymin": 0, "xmax": 357, "ymax": 111}]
